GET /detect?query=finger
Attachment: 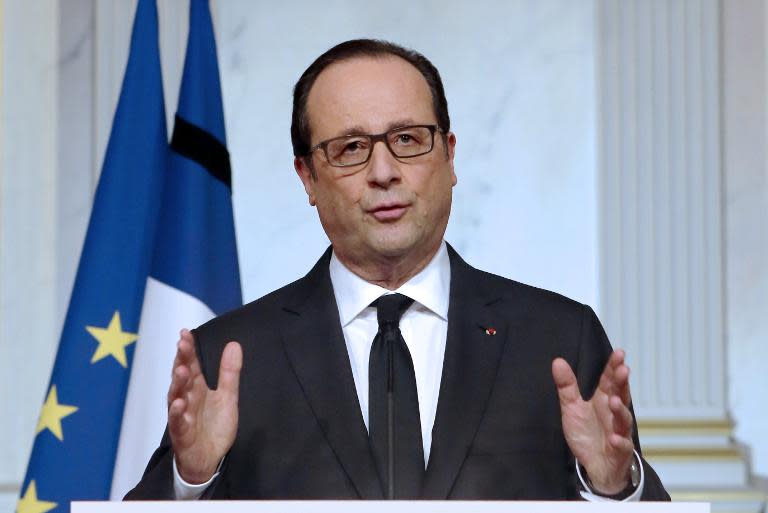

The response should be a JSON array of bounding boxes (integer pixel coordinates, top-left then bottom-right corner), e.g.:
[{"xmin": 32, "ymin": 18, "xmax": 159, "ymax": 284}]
[
  {"xmin": 609, "ymin": 348, "xmax": 626, "ymax": 367},
  {"xmin": 185, "ymin": 374, "xmax": 206, "ymax": 412},
  {"xmin": 167, "ymin": 362, "xmax": 191, "ymax": 405},
  {"xmin": 168, "ymin": 396, "xmax": 185, "ymax": 422},
  {"xmin": 168, "ymin": 397, "xmax": 191, "ymax": 440},
  {"xmin": 178, "ymin": 329, "xmax": 203, "ymax": 376},
  {"xmin": 597, "ymin": 349, "xmax": 627, "ymax": 396},
  {"xmin": 552, "ymin": 358, "xmax": 581, "ymax": 406},
  {"xmin": 217, "ymin": 341, "xmax": 243, "ymax": 397},
  {"xmin": 600, "ymin": 362, "xmax": 628, "ymax": 392},
  {"xmin": 170, "ymin": 338, "xmax": 186, "ymax": 382},
  {"xmin": 610, "ymin": 395, "xmax": 634, "ymax": 438},
  {"xmin": 615, "ymin": 363, "xmax": 632, "ymax": 405},
  {"xmin": 603, "ymin": 364, "xmax": 631, "ymax": 407},
  {"xmin": 608, "ymin": 432, "xmax": 635, "ymax": 455}
]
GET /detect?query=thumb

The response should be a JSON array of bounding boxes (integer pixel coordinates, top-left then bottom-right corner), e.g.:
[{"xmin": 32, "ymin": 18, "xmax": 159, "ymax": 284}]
[
  {"xmin": 217, "ymin": 341, "xmax": 243, "ymax": 397},
  {"xmin": 552, "ymin": 357, "xmax": 581, "ymax": 406}
]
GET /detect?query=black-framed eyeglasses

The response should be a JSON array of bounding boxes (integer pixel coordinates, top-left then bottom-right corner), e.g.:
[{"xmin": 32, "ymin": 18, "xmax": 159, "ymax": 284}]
[{"xmin": 307, "ymin": 124, "xmax": 443, "ymax": 168}]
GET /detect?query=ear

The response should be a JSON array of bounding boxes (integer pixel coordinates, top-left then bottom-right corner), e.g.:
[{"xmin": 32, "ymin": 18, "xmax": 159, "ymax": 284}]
[
  {"xmin": 446, "ymin": 132, "xmax": 457, "ymax": 186},
  {"xmin": 294, "ymin": 156, "xmax": 317, "ymax": 206}
]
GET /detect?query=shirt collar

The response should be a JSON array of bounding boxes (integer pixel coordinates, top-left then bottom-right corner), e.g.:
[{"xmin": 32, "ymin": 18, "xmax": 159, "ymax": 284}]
[{"xmin": 329, "ymin": 241, "xmax": 451, "ymax": 326}]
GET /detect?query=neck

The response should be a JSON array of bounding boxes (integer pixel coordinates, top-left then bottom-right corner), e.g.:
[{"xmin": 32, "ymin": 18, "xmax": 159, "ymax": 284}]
[{"xmin": 334, "ymin": 242, "xmax": 442, "ymax": 290}]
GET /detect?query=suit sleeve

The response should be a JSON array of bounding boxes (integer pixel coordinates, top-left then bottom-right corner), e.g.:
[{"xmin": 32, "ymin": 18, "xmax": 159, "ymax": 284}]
[
  {"xmin": 574, "ymin": 305, "xmax": 670, "ymax": 501},
  {"xmin": 122, "ymin": 428, "xmax": 176, "ymax": 500}
]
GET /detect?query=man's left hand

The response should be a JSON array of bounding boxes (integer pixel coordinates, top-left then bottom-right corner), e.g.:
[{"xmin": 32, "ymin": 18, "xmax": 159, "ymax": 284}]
[{"xmin": 551, "ymin": 349, "xmax": 635, "ymax": 495}]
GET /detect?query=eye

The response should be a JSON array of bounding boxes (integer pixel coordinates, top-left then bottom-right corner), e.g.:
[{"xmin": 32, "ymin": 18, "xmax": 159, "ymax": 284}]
[
  {"xmin": 391, "ymin": 131, "xmax": 421, "ymax": 146},
  {"xmin": 343, "ymin": 140, "xmax": 366, "ymax": 153},
  {"xmin": 328, "ymin": 137, "xmax": 369, "ymax": 160}
]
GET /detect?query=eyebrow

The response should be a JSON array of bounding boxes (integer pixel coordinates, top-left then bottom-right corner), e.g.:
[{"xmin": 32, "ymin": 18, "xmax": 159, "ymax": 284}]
[{"xmin": 333, "ymin": 119, "xmax": 420, "ymax": 138}]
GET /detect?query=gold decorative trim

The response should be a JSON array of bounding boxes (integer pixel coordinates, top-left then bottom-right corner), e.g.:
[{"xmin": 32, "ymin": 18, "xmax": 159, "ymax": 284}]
[
  {"xmin": 671, "ymin": 489, "xmax": 768, "ymax": 502},
  {"xmin": 638, "ymin": 418, "xmax": 733, "ymax": 436},
  {"xmin": 638, "ymin": 418, "xmax": 733, "ymax": 429},
  {"xmin": 644, "ymin": 446, "xmax": 743, "ymax": 460}
]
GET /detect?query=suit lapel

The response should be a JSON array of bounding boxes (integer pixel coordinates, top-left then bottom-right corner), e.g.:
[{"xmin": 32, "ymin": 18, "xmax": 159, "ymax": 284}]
[
  {"xmin": 422, "ymin": 246, "xmax": 509, "ymax": 498},
  {"xmin": 279, "ymin": 248, "xmax": 383, "ymax": 499}
]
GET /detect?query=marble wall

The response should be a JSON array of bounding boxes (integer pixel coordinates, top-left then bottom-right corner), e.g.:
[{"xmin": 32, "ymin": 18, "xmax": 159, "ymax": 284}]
[{"xmin": 0, "ymin": 2, "xmax": 59, "ymax": 512}]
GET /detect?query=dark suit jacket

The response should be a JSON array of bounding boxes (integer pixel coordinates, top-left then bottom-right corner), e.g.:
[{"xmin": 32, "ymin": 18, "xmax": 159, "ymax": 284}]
[{"xmin": 126, "ymin": 245, "xmax": 669, "ymax": 500}]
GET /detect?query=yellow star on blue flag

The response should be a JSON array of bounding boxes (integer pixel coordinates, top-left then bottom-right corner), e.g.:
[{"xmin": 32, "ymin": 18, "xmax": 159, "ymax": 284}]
[
  {"xmin": 35, "ymin": 386, "xmax": 78, "ymax": 441},
  {"xmin": 16, "ymin": 481, "xmax": 57, "ymax": 513},
  {"xmin": 86, "ymin": 311, "xmax": 138, "ymax": 368}
]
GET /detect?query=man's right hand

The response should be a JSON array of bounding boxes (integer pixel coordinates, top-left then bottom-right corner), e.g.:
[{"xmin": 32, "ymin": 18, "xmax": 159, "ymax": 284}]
[{"xmin": 167, "ymin": 329, "xmax": 243, "ymax": 484}]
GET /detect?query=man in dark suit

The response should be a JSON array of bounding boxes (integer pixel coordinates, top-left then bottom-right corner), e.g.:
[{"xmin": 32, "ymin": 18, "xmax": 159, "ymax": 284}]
[{"xmin": 126, "ymin": 39, "xmax": 669, "ymax": 501}]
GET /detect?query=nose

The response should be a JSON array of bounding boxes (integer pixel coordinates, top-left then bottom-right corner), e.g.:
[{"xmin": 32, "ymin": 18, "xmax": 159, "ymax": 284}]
[{"xmin": 366, "ymin": 139, "xmax": 402, "ymax": 187}]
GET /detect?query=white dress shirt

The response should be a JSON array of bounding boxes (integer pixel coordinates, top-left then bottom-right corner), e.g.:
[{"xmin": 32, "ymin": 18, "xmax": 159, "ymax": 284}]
[
  {"xmin": 329, "ymin": 240, "xmax": 450, "ymax": 465},
  {"xmin": 174, "ymin": 241, "xmax": 642, "ymax": 500}
]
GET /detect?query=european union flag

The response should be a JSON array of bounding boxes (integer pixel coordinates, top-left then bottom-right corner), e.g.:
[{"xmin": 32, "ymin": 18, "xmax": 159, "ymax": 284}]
[
  {"xmin": 18, "ymin": 1, "xmax": 166, "ymax": 511},
  {"xmin": 19, "ymin": 0, "xmax": 242, "ymax": 510}
]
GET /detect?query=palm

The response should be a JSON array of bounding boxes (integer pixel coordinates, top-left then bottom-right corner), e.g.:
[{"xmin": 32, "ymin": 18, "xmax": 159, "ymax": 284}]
[
  {"xmin": 552, "ymin": 350, "xmax": 634, "ymax": 494},
  {"xmin": 168, "ymin": 330, "xmax": 242, "ymax": 484}
]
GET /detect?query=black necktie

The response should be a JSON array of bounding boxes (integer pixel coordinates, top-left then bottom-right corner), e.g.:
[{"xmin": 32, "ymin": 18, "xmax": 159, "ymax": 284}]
[{"xmin": 368, "ymin": 293, "xmax": 424, "ymax": 499}]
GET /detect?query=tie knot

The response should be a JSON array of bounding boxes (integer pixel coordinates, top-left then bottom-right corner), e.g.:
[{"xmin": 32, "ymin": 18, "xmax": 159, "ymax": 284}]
[{"xmin": 373, "ymin": 293, "xmax": 414, "ymax": 327}]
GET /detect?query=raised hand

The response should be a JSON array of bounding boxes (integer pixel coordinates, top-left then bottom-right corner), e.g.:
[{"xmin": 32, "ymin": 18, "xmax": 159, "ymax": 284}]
[
  {"xmin": 551, "ymin": 349, "xmax": 635, "ymax": 494},
  {"xmin": 167, "ymin": 329, "xmax": 243, "ymax": 484}
]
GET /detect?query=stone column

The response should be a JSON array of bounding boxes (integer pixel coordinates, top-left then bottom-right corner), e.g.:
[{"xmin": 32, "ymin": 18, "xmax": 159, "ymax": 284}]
[
  {"xmin": 0, "ymin": 1, "xmax": 60, "ymax": 511},
  {"xmin": 596, "ymin": 1, "xmax": 764, "ymax": 510}
]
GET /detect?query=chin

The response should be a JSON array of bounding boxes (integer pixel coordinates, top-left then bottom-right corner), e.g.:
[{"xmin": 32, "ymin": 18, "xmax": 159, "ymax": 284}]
[{"xmin": 368, "ymin": 230, "xmax": 428, "ymax": 260}]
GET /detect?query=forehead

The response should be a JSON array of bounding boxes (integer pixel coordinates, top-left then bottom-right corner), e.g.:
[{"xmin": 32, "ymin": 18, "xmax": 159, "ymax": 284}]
[{"xmin": 305, "ymin": 56, "xmax": 435, "ymax": 142}]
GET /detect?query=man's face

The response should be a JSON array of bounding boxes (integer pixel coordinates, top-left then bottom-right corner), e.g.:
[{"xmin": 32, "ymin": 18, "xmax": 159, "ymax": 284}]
[{"xmin": 295, "ymin": 56, "xmax": 457, "ymax": 274}]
